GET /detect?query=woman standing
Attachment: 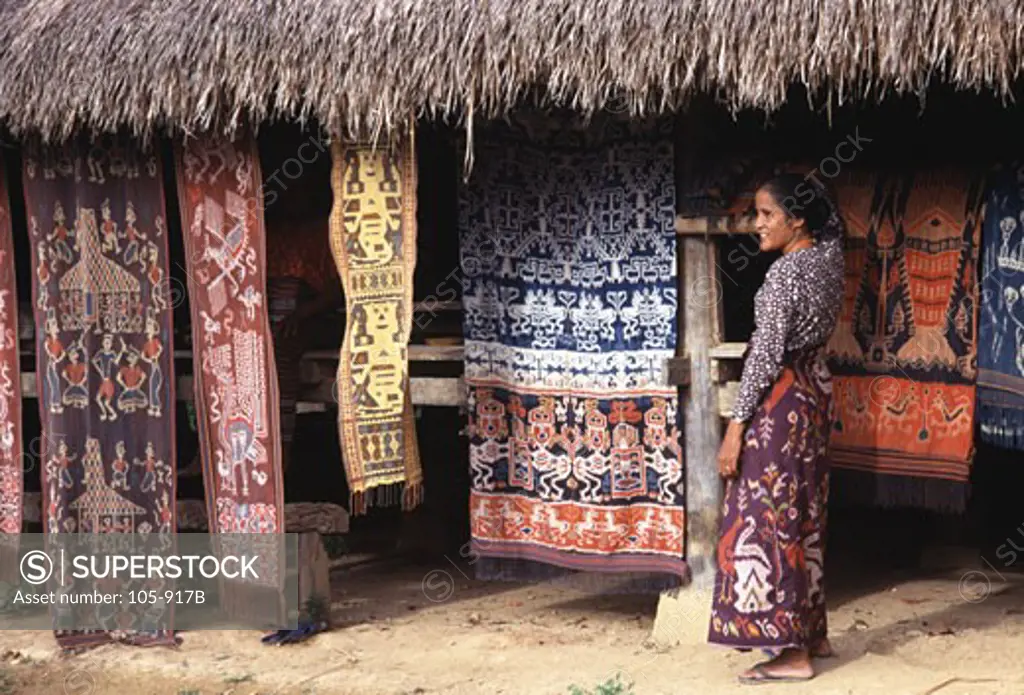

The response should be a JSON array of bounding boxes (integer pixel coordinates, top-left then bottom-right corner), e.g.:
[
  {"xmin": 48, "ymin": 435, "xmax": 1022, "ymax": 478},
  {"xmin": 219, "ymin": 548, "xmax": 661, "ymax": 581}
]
[{"xmin": 708, "ymin": 174, "xmax": 846, "ymax": 684}]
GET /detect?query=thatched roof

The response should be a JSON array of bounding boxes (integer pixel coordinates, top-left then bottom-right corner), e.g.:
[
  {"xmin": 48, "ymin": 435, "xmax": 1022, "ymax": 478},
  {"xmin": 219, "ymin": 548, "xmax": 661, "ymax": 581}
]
[{"xmin": 1, "ymin": 0, "xmax": 1023, "ymax": 141}]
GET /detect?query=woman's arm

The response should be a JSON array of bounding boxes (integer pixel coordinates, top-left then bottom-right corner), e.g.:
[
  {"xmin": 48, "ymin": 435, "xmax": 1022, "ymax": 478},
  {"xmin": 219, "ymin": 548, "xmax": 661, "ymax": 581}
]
[
  {"xmin": 718, "ymin": 267, "xmax": 797, "ymax": 478},
  {"xmin": 731, "ymin": 267, "xmax": 798, "ymax": 424}
]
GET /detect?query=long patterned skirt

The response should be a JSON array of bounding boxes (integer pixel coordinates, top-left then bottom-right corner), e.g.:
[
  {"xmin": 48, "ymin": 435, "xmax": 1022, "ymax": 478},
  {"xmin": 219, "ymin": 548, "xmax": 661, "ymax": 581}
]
[{"xmin": 708, "ymin": 349, "xmax": 832, "ymax": 650}]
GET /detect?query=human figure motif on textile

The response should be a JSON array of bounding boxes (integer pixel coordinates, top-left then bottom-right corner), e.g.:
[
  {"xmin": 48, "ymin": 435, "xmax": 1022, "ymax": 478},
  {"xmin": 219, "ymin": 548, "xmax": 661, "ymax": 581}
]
[
  {"xmin": 134, "ymin": 442, "xmax": 160, "ymax": 494},
  {"xmin": 50, "ymin": 440, "xmax": 76, "ymax": 491},
  {"xmin": 92, "ymin": 334, "xmax": 127, "ymax": 422},
  {"xmin": 116, "ymin": 349, "xmax": 148, "ymax": 413},
  {"xmin": 121, "ymin": 202, "xmax": 146, "ymax": 268},
  {"xmin": 34, "ymin": 243, "xmax": 50, "ymax": 310},
  {"xmin": 145, "ymin": 244, "xmax": 167, "ymax": 312},
  {"xmin": 100, "ymin": 199, "xmax": 120, "ymax": 254},
  {"xmin": 141, "ymin": 312, "xmax": 164, "ymax": 417},
  {"xmin": 61, "ymin": 341, "xmax": 89, "ymax": 409},
  {"xmin": 48, "ymin": 201, "xmax": 74, "ymax": 263},
  {"xmin": 42, "ymin": 316, "xmax": 66, "ymax": 414},
  {"xmin": 110, "ymin": 441, "xmax": 130, "ymax": 491}
]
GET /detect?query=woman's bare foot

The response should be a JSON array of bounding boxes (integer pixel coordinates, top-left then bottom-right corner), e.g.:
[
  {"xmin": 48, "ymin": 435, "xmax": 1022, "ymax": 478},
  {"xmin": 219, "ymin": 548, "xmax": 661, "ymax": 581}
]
[
  {"xmin": 810, "ymin": 638, "xmax": 835, "ymax": 658},
  {"xmin": 738, "ymin": 647, "xmax": 814, "ymax": 684}
]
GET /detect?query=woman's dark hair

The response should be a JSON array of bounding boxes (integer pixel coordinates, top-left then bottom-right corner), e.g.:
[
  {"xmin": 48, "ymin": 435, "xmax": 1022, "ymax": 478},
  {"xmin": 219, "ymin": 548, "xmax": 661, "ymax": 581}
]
[{"xmin": 759, "ymin": 173, "xmax": 836, "ymax": 238}]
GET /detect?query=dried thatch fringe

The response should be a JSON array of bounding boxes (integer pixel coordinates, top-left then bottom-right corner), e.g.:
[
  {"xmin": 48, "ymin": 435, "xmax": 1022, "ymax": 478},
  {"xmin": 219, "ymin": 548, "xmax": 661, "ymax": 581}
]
[{"xmin": 0, "ymin": 0, "xmax": 1022, "ymax": 142}]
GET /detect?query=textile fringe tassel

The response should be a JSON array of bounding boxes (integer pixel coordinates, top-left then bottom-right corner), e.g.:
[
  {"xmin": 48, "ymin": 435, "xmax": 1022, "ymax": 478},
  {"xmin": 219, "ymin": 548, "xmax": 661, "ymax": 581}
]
[
  {"xmin": 978, "ymin": 404, "xmax": 1024, "ymax": 451},
  {"xmin": 349, "ymin": 481, "xmax": 423, "ymax": 515},
  {"xmin": 473, "ymin": 558, "xmax": 684, "ymax": 595},
  {"xmin": 830, "ymin": 467, "xmax": 969, "ymax": 514}
]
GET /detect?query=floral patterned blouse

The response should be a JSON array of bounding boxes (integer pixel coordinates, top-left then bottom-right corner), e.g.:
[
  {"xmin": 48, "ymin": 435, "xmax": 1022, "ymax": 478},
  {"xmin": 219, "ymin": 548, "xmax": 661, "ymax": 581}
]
[{"xmin": 732, "ymin": 236, "xmax": 846, "ymax": 422}]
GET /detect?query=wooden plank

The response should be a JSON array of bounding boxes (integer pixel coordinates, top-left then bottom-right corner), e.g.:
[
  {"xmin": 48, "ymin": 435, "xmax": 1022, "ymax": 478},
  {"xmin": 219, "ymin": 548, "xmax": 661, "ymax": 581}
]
[
  {"xmin": 675, "ymin": 215, "xmax": 756, "ymax": 236},
  {"xmin": 295, "ymin": 532, "xmax": 332, "ymax": 626},
  {"xmin": 710, "ymin": 358, "xmax": 744, "ymax": 384},
  {"xmin": 410, "ymin": 377, "xmax": 465, "ymax": 407},
  {"xmin": 708, "ymin": 342, "xmax": 748, "ymax": 359},
  {"xmin": 665, "ymin": 357, "xmax": 691, "ymax": 387},
  {"xmin": 26, "ymin": 345, "xmax": 467, "ymax": 364},
  {"xmin": 414, "ymin": 300, "xmax": 462, "ymax": 313},
  {"xmin": 22, "ymin": 372, "xmax": 467, "ymax": 408},
  {"xmin": 717, "ymin": 381, "xmax": 740, "ymax": 419},
  {"xmin": 302, "ymin": 344, "xmax": 465, "ymax": 363}
]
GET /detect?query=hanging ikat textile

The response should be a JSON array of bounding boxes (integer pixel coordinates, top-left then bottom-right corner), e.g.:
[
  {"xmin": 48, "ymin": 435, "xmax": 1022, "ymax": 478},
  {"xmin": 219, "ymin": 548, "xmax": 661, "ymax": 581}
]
[
  {"xmin": 329, "ymin": 134, "xmax": 422, "ymax": 513},
  {"xmin": 23, "ymin": 135, "xmax": 177, "ymax": 649},
  {"xmin": 827, "ymin": 170, "xmax": 984, "ymax": 511},
  {"xmin": 174, "ymin": 134, "xmax": 286, "ymax": 619},
  {"xmin": 460, "ymin": 115, "xmax": 685, "ymax": 581},
  {"xmin": 977, "ymin": 166, "xmax": 1024, "ymax": 450},
  {"xmin": 0, "ymin": 163, "xmax": 24, "ymax": 581}
]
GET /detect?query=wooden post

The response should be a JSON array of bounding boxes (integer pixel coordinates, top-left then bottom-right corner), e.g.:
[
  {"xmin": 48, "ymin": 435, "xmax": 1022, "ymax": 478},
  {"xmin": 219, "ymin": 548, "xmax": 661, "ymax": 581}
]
[
  {"xmin": 652, "ymin": 102, "xmax": 725, "ymax": 646},
  {"xmin": 680, "ymin": 236, "xmax": 725, "ymax": 579},
  {"xmin": 296, "ymin": 532, "xmax": 332, "ymax": 627}
]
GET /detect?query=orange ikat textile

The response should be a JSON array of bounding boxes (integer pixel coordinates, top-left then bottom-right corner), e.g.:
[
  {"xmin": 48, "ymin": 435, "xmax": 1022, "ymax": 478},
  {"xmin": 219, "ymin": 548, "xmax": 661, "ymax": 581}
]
[{"xmin": 827, "ymin": 170, "xmax": 985, "ymax": 485}]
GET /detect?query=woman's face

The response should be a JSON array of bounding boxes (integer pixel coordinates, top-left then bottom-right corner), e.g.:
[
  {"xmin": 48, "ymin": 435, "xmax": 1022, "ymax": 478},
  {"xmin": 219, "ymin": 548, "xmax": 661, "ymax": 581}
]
[{"xmin": 754, "ymin": 188, "xmax": 808, "ymax": 253}]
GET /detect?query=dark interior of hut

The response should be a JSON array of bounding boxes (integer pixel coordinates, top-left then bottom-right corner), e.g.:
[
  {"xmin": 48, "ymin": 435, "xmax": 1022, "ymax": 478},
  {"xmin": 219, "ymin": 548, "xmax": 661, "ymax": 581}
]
[{"xmin": 2, "ymin": 81, "xmax": 1023, "ymax": 600}]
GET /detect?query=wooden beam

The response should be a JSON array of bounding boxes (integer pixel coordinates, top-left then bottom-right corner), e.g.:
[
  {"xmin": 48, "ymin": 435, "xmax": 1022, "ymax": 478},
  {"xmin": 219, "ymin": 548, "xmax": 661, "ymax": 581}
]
[
  {"xmin": 679, "ymin": 235, "xmax": 723, "ymax": 582},
  {"xmin": 708, "ymin": 342, "xmax": 747, "ymax": 360},
  {"xmin": 303, "ymin": 344, "xmax": 465, "ymax": 363},
  {"xmin": 675, "ymin": 215, "xmax": 755, "ymax": 236},
  {"xmin": 710, "ymin": 359, "xmax": 744, "ymax": 384},
  {"xmin": 22, "ymin": 372, "xmax": 467, "ymax": 408},
  {"xmin": 410, "ymin": 377, "xmax": 466, "ymax": 407},
  {"xmin": 717, "ymin": 381, "xmax": 740, "ymax": 419}
]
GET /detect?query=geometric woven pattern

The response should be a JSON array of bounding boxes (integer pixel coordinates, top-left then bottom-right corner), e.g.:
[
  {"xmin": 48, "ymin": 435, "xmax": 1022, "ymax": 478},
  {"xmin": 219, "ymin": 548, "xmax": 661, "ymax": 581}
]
[{"xmin": 329, "ymin": 135, "xmax": 422, "ymax": 514}]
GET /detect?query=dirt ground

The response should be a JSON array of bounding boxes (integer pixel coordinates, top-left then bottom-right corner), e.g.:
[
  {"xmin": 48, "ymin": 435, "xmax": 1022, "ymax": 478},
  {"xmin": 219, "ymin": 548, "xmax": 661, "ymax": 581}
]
[{"xmin": 0, "ymin": 551, "xmax": 1023, "ymax": 695}]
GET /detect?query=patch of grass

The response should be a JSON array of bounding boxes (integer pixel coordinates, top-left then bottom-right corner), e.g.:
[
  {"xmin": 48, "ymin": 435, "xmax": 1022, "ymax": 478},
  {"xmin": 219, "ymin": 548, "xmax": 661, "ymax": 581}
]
[
  {"xmin": 567, "ymin": 674, "xmax": 634, "ymax": 695},
  {"xmin": 177, "ymin": 690, "xmax": 200, "ymax": 695},
  {"xmin": 0, "ymin": 669, "xmax": 15, "ymax": 695},
  {"xmin": 302, "ymin": 593, "xmax": 330, "ymax": 624},
  {"xmin": 322, "ymin": 534, "xmax": 347, "ymax": 559}
]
